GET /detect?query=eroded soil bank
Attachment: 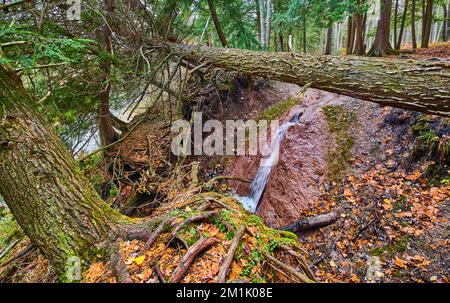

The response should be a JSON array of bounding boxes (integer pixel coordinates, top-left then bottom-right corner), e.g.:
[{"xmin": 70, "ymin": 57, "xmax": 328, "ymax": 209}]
[{"xmin": 227, "ymin": 83, "xmax": 449, "ymax": 282}]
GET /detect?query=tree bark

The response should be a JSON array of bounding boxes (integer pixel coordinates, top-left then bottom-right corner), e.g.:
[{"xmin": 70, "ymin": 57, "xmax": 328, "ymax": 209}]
[
  {"xmin": 443, "ymin": 4, "xmax": 448, "ymax": 42},
  {"xmin": 421, "ymin": 0, "xmax": 433, "ymax": 48},
  {"xmin": 206, "ymin": 0, "xmax": 228, "ymax": 48},
  {"xmin": 325, "ymin": 25, "xmax": 333, "ymax": 55},
  {"xmin": 255, "ymin": 0, "xmax": 262, "ymax": 39},
  {"xmin": 396, "ymin": 0, "xmax": 409, "ymax": 49},
  {"xmin": 346, "ymin": 15, "xmax": 354, "ymax": 54},
  {"xmin": 163, "ymin": 42, "xmax": 450, "ymax": 116},
  {"xmin": 394, "ymin": 0, "xmax": 399, "ymax": 47},
  {"xmin": 302, "ymin": 15, "xmax": 307, "ymax": 53},
  {"xmin": 411, "ymin": 0, "xmax": 418, "ymax": 48},
  {"xmin": 0, "ymin": 65, "xmax": 128, "ymax": 278},
  {"xmin": 265, "ymin": 0, "xmax": 272, "ymax": 49},
  {"xmin": 354, "ymin": 1, "xmax": 365, "ymax": 55},
  {"xmin": 259, "ymin": 0, "xmax": 266, "ymax": 47},
  {"xmin": 98, "ymin": 0, "xmax": 119, "ymax": 147},
  {"xmin": 368, "ymin": 0, "xmax": 396, "ymax": 56}
]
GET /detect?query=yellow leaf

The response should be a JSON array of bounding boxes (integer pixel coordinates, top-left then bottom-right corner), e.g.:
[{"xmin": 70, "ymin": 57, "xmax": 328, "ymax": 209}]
[
  {"xmin": 394, "ymin": 257, "xmax": 407, "ymax": 269},
  {"xmin": 134, "ymin": 255, "xmax": 146, "ymax": 265}
]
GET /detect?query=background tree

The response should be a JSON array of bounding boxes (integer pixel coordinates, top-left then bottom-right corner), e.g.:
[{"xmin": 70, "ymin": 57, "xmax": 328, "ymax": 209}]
[{"xmin": 367, "ymin": 0, "xmax": 396, "ymax": 56}]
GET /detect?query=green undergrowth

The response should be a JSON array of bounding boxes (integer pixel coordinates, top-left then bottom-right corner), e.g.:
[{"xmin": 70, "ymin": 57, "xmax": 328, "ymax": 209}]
[
  {"xmin": 412, "ymin": 115, "xmax": 450, "ymax": 185},
  {"xmin": 0, "ymin": 204, "xmax": 22, "ymax": 258},
  {"xmin": 323, "ymin": 105, "xmax": 356, "ymax": 184}
]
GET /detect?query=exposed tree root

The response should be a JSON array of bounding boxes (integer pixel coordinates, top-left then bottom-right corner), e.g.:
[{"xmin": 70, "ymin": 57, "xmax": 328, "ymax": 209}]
[
  {"xmin": 217, "ymin": 225, "xmax": 245, "ymax": 282},
  {"xmin": 153, "ymin": 263, "xmax": 166, "ymax": 283},
  {"xmin": 109, "ymin": 241, "xmax": 133, "ymax": 283},
  {"xmin": 170, "ymin": 237, "xmax": 219, "ymax": 283},
  {"xmin": 166, "ymin": 210, "xmax": 218, "ymax": 245}
]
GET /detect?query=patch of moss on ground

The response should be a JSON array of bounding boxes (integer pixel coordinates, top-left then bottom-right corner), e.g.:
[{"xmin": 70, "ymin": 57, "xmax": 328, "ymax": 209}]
[
  {"xmin": 258, "ymin": 98, "xmax": 298, "ymax": 121},
  {"xmin": 371, "ymin": 235, "xmax": 410, "ymax": 257},
  {"xmin": 323, "ymin": 105, "xmax": 356, "ymax": 183}
]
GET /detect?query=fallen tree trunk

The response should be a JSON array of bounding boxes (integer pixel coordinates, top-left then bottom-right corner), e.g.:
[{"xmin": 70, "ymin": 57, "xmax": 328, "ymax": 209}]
[
  {"xmin": 280, "ymin": 212, "xmax": 338, "ymax": 233},
  {"xmin": 163, "ymin": 43, "xmax": 450, "ymax": 117}
]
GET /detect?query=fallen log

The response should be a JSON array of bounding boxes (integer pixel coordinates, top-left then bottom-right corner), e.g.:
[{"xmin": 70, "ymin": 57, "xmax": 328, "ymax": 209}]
[
  {"xmin": 162, "ymin": 43, "xmax": 450, "ymax": 117},
  {"xmin": 280, "ymin": 212, "xmax": 338, "ymax": 233}
]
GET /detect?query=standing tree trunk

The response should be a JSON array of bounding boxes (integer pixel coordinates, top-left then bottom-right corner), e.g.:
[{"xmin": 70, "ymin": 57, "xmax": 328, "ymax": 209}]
[
  {"xmin": 396, "ymin": 0, "xmax": 409, "ymax": 49},
  {"xmin": 279, "ymin": 33, "xmax": 284, "ymax": 51},
  {"xmin": 346, "ymin": 15, "xmax": 354, "ymax": 54},
  {"xmin": 207, "ymin": 0, "xmax": 228, "ymax": 47},
  {"xmin": 443, "ymin": 3, "xmax": 448, "ymax": 42},
  {"xmin": 325, "ymin": 25, "xmax": 333, "ymax": 55},
  {"xmin": 164, "ymin": 42, "xmax": 450, "ymax": 116},
  {"xmin": 394, "ymin": 0, "xmax": 400, "ymax": 47},
  {"xmin": 265, "ymin": 0, "xmax": 272, "ymax": 49},
  {"xmin": 259, "ymin": 0, "xmax": 266, "ymax": 47},
  {"xmin": 421, "ymin": 0, "xmax": 433, "ymax": 48},
  {"xmin": 354, "ymin": 0, "xmax": 366, "ymax": 55},
  {"xmin": 411, "ymin": 0, "xmax": 418, "ymax": 48},
  {"xmin": 255, "ymin": 0, "xmax": 262, "ymax": 39},
  {"xmin": 98, "ymin": 0, "xmax": 119, "ymax": 147},
  {"xmin": 367, "ymin": 0, "xmax": 396, "ymax": 56},
  {"xmin": 302, "ymin": 15, "xmax": 307, "ymax": 53},
  {"xmin": 0, "ymin": 65, "xmax": 129, "ymax": 278}
]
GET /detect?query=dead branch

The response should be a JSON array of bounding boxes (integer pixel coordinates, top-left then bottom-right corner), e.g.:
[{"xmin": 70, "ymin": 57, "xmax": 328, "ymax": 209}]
[
  {"xmin": 170, "ymin": 237, "xmax": 219, "ymax": 283},
  {"xmin": 280, "ymin": 212, "xmax": 338, "ymax": 233},
  {"xmin": 216, "ymin": 225, "xmax": 245, "ymax": 282},
  {"xmin": 279, "ymin": 245, "xmax": 316, "ymax": 282},
  {"xmin": 263, "ymin": 251, "xmax": 314, "ymax": 283}
]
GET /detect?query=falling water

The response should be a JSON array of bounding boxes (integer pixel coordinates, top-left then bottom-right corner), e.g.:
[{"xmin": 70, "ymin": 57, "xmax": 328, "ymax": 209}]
[{"xmin": 236, "ymin": 113, "xmax": 303, "ymax": 213}]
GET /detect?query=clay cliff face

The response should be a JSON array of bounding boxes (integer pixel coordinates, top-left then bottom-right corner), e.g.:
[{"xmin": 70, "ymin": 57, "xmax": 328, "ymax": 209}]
[{"xmin": 227, "ymin": 89, "xmax": 347, "ymax": 228}]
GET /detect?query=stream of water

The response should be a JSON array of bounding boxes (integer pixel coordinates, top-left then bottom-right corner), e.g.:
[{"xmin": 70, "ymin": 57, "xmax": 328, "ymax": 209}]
[{"xmin": 236, "ymin": 113, "xmax": 303, "ymax": 213}]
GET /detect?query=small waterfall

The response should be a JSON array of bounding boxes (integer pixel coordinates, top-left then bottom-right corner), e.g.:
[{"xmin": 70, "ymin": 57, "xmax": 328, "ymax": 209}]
[{"xmin": 237, "ymin": 113, "xmax": 302, "ymax": 213}]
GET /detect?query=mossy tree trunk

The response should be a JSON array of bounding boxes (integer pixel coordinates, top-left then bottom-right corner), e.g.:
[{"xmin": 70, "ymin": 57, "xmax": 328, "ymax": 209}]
[
  {"xmin": 0, "ymin": 65, "xmax": 129, "ymax": 278},
  {"xmin": 164, "ymin": 43, "xmax": 450, "ymax": 117}
]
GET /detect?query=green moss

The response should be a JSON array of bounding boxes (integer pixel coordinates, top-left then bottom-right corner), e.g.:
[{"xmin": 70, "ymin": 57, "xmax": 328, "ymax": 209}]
[
  {"xmin": 371, "ymin": 235, "xmax": 410, "ymax": 257},
  {"xmin": 258, "ymin": 98, "xmax": 298, "ymax": 121},
  {"xmin": 323, "ymin": 105, "xmax": 356, "ymax": 184}
]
